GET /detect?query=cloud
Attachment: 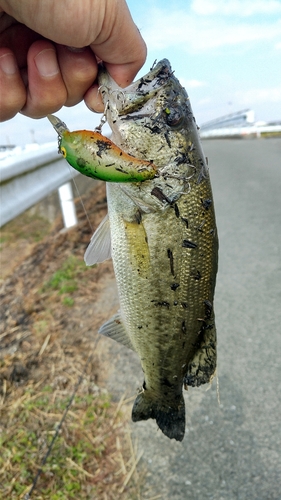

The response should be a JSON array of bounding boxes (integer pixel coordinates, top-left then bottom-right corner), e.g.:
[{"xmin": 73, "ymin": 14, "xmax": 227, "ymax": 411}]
[
  {"xmin": 197, "ymin": 97, "xmax": 212, "ymax": 106},
  {"xmin": 191, "ymin": 0, "xmax": 281, "ymax": 17},
  {"xmin": 142, "ymin": 8, "xmax": 281, "ymax": 52},
  {"xmin": 179, "ymin": 78, "xmax": 207, "ymax": 89},
  {"xmin": 235, "ymin": 87, "xmax": 281, "ymax": 105}
]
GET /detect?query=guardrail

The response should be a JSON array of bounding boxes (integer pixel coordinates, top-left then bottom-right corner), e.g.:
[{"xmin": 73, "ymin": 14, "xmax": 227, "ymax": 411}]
[
  {"xmin": 0, "ymin": 143, "xmax": 79, "ymax": 227},
  {"xmin": 1, "ymin": 124, "xmax": 280, "ymax": 228},
  {"xmin": 200, "ymin": 124, "xmax": 281, "ymax": 139}
]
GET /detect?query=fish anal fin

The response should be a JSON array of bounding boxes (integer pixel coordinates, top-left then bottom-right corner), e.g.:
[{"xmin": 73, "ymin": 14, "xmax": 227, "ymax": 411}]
[
  {"xmin": 84, "ymin": 214, "xmax": 111, "ymax": 266},
  {"xmin": 132, "ymin": 390, "xmax": 185, "ymax": 441},
  {"xmin": 99, "ymin": 312, "xmax": 135, "ymax": 351}
]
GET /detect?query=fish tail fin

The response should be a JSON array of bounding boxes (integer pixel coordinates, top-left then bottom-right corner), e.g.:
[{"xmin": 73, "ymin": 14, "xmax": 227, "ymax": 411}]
[{"xmin": 132, "ymin": 391, "xmax": 185, "ymax": 442}]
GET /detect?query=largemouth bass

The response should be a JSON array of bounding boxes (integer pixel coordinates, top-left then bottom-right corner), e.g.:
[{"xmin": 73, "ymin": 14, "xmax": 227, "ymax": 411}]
[{"xmin": 48, "ymin": 59, "xmax": 218, "ymax": 441}]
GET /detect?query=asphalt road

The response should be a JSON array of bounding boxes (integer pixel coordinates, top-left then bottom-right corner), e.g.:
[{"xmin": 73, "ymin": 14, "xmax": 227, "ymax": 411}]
[{"xmin": 105, "ymin": 138, "xmax": 281, "ymax": 500}]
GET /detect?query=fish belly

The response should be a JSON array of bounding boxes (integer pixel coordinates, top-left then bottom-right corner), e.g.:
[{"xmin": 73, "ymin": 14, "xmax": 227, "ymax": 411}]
[{"xmin": 106, "ymin": 178, "xmax": 218, "ymax": 441}]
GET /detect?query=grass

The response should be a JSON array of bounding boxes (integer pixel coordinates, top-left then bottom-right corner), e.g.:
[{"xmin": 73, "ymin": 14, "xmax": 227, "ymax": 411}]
[
  {"xmin": 0, "ymin": 186, "xmax": 153, "ymax": 500},
  {"xmin": 43, "ymin": 256, "xmax": 85, "ymax": 293},
  {"xmin": 41, "ymin": 255, "xmax": 88, "ymax": 306},
  {"xmin": 260, "ymin": 131, "xmax": 281, "ymax": 137},
  {"xmin": 0, "ymin": 325, "xmax": 145, "ymax": 500},
  {"xmin": 0, "ymin": 211, "xmax": 51, "ymax": 245},
  {"xmin": 0, "ymin": 375, "xmax": 142, "ymax": 499}
]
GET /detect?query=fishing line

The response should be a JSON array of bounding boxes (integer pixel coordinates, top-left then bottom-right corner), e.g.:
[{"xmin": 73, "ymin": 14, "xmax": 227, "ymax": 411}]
[
  {"xmin": 216, "ymin": 369, "xmax": 221, "ymax": 406},
  {"xmin": 23, "ymin": 337, "xmax": 99, "ymax": 499},
  {"xmin": 69, "ymin": 168, "xmax": 94, "ymax": 233}
]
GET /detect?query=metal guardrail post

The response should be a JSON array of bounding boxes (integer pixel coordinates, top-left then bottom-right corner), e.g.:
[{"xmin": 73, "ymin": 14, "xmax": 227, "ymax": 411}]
[{"xmin": 58, "ymin": 182, "xmax": 77, "ymax": 229}]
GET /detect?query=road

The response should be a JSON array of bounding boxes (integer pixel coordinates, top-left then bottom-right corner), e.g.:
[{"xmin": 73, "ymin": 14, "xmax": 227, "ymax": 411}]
[{"xmin": 104, "ymin": 138, "xmax": 281, "ymax": 500}]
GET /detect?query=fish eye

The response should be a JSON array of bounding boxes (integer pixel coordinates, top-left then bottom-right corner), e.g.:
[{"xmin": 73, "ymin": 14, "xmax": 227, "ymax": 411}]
[{"xmin": 165, "ymin": 107, "xmax": 184, "ymax": 127}]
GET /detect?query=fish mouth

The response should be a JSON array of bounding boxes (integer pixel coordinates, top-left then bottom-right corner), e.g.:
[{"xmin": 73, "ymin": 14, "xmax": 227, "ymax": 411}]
[{"xmin": 98, "ymin": 59, "xmax": 173, "ymax": 117}]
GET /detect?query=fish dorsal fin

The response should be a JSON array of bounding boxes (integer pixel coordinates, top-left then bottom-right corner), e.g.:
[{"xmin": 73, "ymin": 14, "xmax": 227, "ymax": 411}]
[
  {"xmin": 99, "ymin": 312, "xmax": 135, "ymax": 351},
  {"xmin": 84, "ymin": 214, "xmax": 111, "ymax": 266}
]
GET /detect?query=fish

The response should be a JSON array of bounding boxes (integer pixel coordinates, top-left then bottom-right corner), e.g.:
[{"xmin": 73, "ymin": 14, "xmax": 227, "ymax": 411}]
[{"xmin": 48, "ymin": 59, "xmax": 218, "ymax": 441}]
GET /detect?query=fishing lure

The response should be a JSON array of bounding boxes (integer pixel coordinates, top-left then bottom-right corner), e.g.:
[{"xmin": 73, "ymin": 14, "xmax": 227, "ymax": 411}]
[{"xmin": 48, "ymin": 114, "xmax": 157, "ymax": 183}]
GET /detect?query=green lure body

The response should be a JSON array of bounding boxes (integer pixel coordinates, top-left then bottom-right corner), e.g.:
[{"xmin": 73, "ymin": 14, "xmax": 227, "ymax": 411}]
[{"xmin": 48, "ymin": 115, "xmax": 157, "ymax": 183}]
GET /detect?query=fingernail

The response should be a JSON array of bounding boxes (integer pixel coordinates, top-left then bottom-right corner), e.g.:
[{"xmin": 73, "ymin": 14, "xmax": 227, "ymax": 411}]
[
  {"xmin": 34, "ymin": 49, "xmax": 59, "ymax": 77},
  {"xmin": 0, "ymin": 53, "xmax": 17, "ymax": 75},
  {"xmin": 65, "ymin": 46, "xmax": 87, "ymax": 53}
]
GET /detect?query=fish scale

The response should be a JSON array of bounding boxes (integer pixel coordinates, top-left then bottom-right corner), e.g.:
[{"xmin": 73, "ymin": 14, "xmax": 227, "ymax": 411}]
[
  {"xmin": 48, "ymin": 59, "xmax": 218, "ymax": 441},
  {"xmin": 106, "ymin": 160, "xmax": 217, "ymax": 441}
]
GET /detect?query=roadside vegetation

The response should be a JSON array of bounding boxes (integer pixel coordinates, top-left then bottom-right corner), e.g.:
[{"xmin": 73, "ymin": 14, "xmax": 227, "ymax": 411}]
[{"xmin": 0, "ymin": 184, "xmax": 151, "ymax": 500}]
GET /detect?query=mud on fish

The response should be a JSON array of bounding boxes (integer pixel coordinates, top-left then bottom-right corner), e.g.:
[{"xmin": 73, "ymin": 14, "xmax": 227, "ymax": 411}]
[{"xmin": 48, "ymin": 59, "xmax": 218, "ymax": 442}]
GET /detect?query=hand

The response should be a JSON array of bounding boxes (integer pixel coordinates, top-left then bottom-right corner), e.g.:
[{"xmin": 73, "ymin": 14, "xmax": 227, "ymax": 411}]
[{"xmin": 0, "ymin": 0, "xmax": 146, "ymax": 121}]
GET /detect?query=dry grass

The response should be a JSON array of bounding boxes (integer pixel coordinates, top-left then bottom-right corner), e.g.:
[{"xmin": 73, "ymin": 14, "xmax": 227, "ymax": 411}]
[
  {"xmin": 0, "ymin": 183, "xmax": 150, "ymax": 500},
  {"xmin": 0, "ymin": 334, "xmax": 144, "ymax": 499}
]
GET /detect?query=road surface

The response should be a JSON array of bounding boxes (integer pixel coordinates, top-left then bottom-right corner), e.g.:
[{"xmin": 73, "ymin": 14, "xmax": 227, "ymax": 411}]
[{"xmin": 104, "ymin": 138, "xmax": 281, "ymax": 500}]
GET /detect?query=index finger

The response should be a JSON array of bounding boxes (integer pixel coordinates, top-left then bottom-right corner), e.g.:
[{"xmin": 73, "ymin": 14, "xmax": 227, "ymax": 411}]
[{"xmin": 89, "ymin": 0, "xmax": 147, "ymax": 87}]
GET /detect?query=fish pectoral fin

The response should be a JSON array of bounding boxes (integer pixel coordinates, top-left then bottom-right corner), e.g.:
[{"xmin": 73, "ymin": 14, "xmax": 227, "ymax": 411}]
[
  {"xmin": 84, "ymin": 214, "xmax": 111, "ymax": 266},
  {"xmin": 121, "ymin": 186, "xmax": 156, "ymax": 213},
  {"xmin": 98, "ymin": 312, "xmax": 135, "ymax": 351}
]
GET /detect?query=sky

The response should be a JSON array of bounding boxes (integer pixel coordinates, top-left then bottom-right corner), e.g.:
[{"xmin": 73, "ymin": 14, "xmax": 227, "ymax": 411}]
[{"xmin": 0, "ymin": 0, "xmax": 281, "ymax": 146}]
